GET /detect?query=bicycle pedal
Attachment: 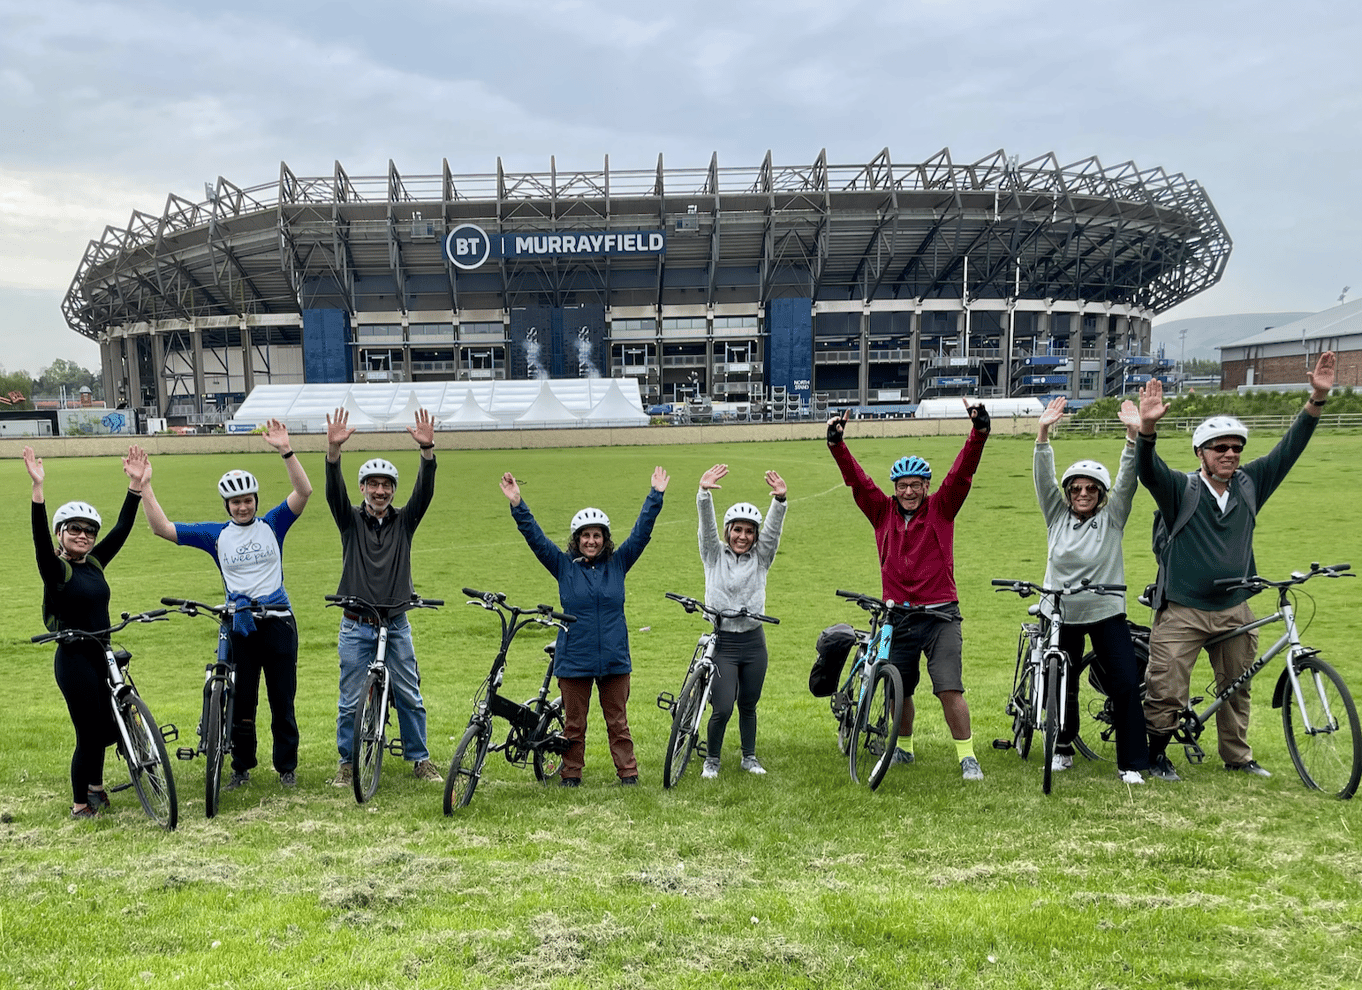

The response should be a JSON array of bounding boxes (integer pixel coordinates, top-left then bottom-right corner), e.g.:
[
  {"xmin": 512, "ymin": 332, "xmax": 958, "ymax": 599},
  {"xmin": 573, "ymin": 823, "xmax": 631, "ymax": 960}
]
[
  {"xmin": 696, "ymin": 742, "xmax": 708, "ymax": 757},
  {"xmin": 991, "ymin": 738, "xmax": 1014, "ymax": 750},
  {"xmin": 160, "ymin": 723, "xmax": 178, "ymax": 743},
  {"xmin": 656, "ymin": 691, "xmax": 676, "ymax": 712},
  {"xmin": 1184, "ymin": 744, "xmax": 1206, "ymax": 765},
  {"xmin": 386, "ymin": 739, "xmax": 405, "ymax": 757},
  {"xmin": 175, "ymin": 747, "xmax": 197, "ymax": 761}
]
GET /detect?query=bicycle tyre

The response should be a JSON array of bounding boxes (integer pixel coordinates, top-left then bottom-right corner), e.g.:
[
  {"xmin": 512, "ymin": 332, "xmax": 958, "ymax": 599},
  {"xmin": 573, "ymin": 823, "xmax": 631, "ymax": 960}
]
[
  {"xmin": 1011, "ymin": 625, "xmax": 1039, "ymax": 759},
  {"xmin": 121, "ymin": 694, "xmax": 178, "ymax": 830},
  {"xmin": 203, "ymin": 680, "xmax": 226, "ymax": 819},
  {"xmin": 663, "ymin": 667, "xmax": 707, "ymax": 789},
  {"xmin": 835, "ymin": 650, "xmax": 867, "ymax": 756},
  {"xmin": 1042, "ymin": 653, "xmax": 1062, "ymax": 795},
  {"xmin": 353, "ymin": 669, "xmax": 387, "ymax": 804},
  {"xmin": 850, "ymin": 665, "xmax": 903, "ymax": 790},
  {"xmin": 443, "ymin": 722, "xmax": 490, "ymax": 814},
  {"xmin": 531, "ymin": 697, "xmax": 566, "ymax": 783},
  {"xmin": 1282, "ymin": 655, "xmax": 1362, "ymax": 799}
]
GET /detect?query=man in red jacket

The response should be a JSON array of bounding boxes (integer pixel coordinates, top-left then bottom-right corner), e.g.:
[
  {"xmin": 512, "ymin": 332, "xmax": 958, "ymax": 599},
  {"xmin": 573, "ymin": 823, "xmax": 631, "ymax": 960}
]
[{"xmin": 827, "ymin": 403, "xmax": 990, "ymax": 780}]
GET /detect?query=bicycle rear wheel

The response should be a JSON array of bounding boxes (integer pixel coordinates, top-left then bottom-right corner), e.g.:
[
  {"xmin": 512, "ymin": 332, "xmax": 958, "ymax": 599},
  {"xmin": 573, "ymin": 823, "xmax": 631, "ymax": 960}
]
[
  {"xmin": 444, "ymin": 722, "xmax": 491, "ymax": 814},
  {"xmin": 663, "ymin": 667, "xmax": 707, "ymax": 789},
  {"xmin": 1010, "ymin": 625, "xmax": 1040, "ymax": 759},
  {"xmin": 1042, "ymin": 653, "xmax": 1062, "ymax": 795},
  {"xmin": 850, "ymin": 665, "xmax": 903, "ymax": 790},
  {"xmin": 121, "ymin": 694, "xmax": 178, "ymax": 830},
  {"xmin": 1282, "ymin": 655, "xmax": 1362, "ymax": 799},
  {"xmin": 353, "ymin": 669, "xmax": 387, "ymax": 804},
  {"xmin": 204, "ymin": 681, "xmax": 227, "ymax": 819},
  {"xmin": 531, "ymin": 697, "xmax": 566, "ymax": 782}
]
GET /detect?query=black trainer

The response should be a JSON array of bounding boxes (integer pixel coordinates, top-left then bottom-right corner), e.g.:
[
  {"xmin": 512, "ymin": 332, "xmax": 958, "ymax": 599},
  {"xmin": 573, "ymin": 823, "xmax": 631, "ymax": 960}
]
[
  {"xmin": 1225, "ymin": 760, "xmax": 1271, "ymax": 778},
  {"xmin": 559, "ymin": 777, "xmax": 581, "ymax": 788},
  {"xmin": 1149, "ymin": 754, "xmax": 1181, "ymax": 781}
]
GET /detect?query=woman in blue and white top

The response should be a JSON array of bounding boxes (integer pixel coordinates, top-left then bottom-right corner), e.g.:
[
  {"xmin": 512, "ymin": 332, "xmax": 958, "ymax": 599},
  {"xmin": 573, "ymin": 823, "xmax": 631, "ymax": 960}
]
[
  {"xmin": 696, "ymin": 464, "xmax": 787, "ymax": 778},
  {"xmin": 1033, "ymin": 397, "xmax": 1149, "ymax": 783},
  {"xmin": 128, "ymin": 419, "xmax": 312, "ymax": 791}
]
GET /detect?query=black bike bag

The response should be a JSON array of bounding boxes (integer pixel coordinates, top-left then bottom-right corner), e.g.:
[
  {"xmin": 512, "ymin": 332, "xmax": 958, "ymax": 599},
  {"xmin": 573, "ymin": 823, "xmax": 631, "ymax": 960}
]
[{"xmin": 809, "ymin": 623, "xmax": 858, "ymax": 698}]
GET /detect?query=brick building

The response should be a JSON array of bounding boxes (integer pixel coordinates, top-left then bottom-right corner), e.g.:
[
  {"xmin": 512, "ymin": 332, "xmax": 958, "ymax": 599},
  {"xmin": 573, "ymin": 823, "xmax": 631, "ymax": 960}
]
[{"xmin": 1220, "ymin": 298, "xmax": 1362, "ymax": 390}]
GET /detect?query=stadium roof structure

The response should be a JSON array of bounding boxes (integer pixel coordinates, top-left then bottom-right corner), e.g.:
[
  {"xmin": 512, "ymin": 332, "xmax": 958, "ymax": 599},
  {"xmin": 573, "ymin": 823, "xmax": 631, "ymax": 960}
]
[{"xmin": 63, "ymin": 148, "xmax": 1231, "ymax": 338}]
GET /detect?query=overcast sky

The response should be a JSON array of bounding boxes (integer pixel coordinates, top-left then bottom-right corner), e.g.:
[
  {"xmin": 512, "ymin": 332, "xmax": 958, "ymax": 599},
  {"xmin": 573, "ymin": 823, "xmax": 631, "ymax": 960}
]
[{"xmin": 2, "ymin": 0, "xmax": 1359, "ymax": 376}]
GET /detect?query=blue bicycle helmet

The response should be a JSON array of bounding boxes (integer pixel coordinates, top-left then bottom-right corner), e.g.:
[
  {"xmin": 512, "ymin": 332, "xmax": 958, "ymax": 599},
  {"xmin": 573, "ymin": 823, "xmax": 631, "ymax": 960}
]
[{"xmin": 889, "ymin": 455, "xmax": 932, "ymax": 481}]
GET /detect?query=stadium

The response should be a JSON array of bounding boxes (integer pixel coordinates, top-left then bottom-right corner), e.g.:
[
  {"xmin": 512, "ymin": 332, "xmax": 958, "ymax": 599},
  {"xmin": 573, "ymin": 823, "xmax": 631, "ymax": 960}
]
[{"xmin": 62, "ymin": 148, "xmax": 1230, "ymax": 426}]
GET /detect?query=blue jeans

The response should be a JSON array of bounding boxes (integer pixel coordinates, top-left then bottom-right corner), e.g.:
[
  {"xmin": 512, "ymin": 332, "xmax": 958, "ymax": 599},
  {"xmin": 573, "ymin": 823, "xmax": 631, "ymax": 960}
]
[{"xmin": 336, "ymin": 614, "xmax": 430, "ymax": 764}]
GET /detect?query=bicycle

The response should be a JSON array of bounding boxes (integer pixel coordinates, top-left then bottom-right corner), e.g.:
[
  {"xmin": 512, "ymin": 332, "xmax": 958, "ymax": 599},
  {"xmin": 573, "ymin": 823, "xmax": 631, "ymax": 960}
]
[
  {"xmin": 443, "ymin": 588, "xmax": 575, "ymax": 814},
  {"xmin": 1087, "ymin": 562, "xmax": 1361, "ymax": 798},
  {"xmin": 990, "ymin": 579, "xmax": 1125, "ymax": 794},
  {"xmin": 161, "ymin": 597, "xmax": 278, "ymax": 818},
  {"xmin": 831, "ymin": 590, "xmax": 941, "ymax": 790},
  {"xmin": 32, "ymin": 609, "xmax": 180, "ymax": 829},
  {"xmin": 325, "ymin": 593, "xmax": 444, "ymax": 804},
  {"xmin": 654, "ymin": 592, "xmax": 779, "ymax": 789}
]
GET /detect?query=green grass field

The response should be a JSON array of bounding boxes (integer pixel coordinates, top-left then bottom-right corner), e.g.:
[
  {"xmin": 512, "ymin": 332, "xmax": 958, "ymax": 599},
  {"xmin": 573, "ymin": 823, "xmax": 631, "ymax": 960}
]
[{"xmin": 3, "ymin": 431, "xmax": 1361, "ymax": 989}]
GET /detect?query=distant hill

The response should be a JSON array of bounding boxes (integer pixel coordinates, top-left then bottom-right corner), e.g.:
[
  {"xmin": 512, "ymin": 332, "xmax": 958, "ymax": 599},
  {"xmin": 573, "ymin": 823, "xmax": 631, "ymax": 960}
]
[{"xmin": 1151, "ymin": 313, "xmax": 1311, "ymax": 363}]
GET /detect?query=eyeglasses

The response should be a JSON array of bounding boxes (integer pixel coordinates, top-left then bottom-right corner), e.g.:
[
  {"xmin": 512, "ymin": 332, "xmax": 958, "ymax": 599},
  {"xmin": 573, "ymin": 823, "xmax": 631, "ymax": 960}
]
[
  {"xmin": 363, "ymin": 480, "xmax": 395, "ymax": 491},
  {"xmin": 64, "ymin": 524, "xmax": 99, "ymax": 538},
  {"xmin": 1205, "ymin": 443, "xmax": 1244, "ymax": 454},
  {"xmin": 894, "ymin": 480, "xmax": 929, "ymax": 493},
  {"xmin": 1067, "ymin": 484, "xmax": 1102, "ymax": 496}
]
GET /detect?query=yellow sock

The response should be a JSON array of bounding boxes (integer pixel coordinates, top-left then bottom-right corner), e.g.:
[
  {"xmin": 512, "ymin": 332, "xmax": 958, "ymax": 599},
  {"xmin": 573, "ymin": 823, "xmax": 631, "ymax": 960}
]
[
  {"xmin": 954, "ymin": 736, "xmax": 976, "ymax": 762},
  {"xmin": 901, "ymin": 734, "xmax": 914, "ymax": 756}
]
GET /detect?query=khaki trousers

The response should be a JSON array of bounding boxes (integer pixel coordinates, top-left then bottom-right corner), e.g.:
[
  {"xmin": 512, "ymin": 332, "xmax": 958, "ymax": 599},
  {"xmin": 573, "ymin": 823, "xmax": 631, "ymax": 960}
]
[
  {"xmin": 1145, "ymin": 601, "xmax": 1259, "ymax": 765},
  {"xmin": 558, "ymin": 673, "xmax": 636, "ymax": 780}
]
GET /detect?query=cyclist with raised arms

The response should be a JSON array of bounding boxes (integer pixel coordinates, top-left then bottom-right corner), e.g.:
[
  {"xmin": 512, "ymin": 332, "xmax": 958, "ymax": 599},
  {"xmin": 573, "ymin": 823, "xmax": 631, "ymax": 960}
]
[
  {"xmin": 826, "ymin": 400, "xmax": 989, "ymax": 781},
  {"xmin": 126, "ymin": 419, "xmax": 312, "ymax": 791},
  {"xmin": 1033, "ymin": 397, "xmax": 1150, "ymax": 784},
  {"xmin": 326, "ymin": 406, "xmax": 443, "ymax": 787},
  {"xmin": 24, "ymin": 445, "xmax": 144, "ymax": 818},
  {"xmin": 1136, "ymin": 351, "xmax": 1336, "ymax": 782},
  {"xmin": 500, "ymin": 466, "xmax": 669, "ymax": 787},
  {"xmin": 695, "ymin": 464, "xmax": 787, "ymax": 779}
]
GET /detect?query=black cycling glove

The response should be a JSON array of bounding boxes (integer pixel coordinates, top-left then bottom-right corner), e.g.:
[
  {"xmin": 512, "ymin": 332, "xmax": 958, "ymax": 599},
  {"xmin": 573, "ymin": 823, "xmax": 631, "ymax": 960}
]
[
  {"xmin": 969, "ymin": 403, "xmax": 990, "ymax": 433},
  {"xmin": 826, "ymin": 416, "xmax": 845, "ymax": 445}
]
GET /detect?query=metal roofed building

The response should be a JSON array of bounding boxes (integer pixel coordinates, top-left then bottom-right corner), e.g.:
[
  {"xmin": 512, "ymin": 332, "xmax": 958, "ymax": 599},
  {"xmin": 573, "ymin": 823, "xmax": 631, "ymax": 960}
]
[
  {"xmin": 63, "ymin": 148, "xmax": 1230, "ymax": 423},
  {"xmin": 1219, "ymin": 298, "xmax": 1362, "ymax": 390}
]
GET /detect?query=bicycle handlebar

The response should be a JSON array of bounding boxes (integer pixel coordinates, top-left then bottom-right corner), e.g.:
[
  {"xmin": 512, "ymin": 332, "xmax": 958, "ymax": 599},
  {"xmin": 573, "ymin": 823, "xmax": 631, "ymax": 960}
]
[
  {"xmin": 161, "ymin": 596, "xmax": 284, "ymax": 620},
  {"xmin": 323, "ymin": 594, "xmax": 444, "ymax": 620},
  {"xmin": 1211, "ymin": 562, "xmax": 1352, "ymax": 592},
  {"xmin": 463, "ymin": 588, "xmax": 576, "ymax": 623},
  {"xmin": 31, "ymin": 608, "xmax": 170, "ymax": 645},
  {"xmin": 664, "ymin": 591, "xmax": 779, "ymax": 625},
  {"xmin": 991, "ymin": 578, "xmax": 1125, "ymax": 598}
]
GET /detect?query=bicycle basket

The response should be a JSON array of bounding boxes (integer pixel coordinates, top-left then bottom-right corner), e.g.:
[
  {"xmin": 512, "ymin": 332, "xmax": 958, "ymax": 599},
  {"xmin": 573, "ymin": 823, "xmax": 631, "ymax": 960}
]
[{"xmin": 810, "ymin": 623, "xmax": 858, "ymax": 697}]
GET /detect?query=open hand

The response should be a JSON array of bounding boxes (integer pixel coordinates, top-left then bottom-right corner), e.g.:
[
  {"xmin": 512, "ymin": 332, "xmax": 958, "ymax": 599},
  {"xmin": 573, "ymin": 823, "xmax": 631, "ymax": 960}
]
[
  {"xmin": 22, "ymin": 446, "xmax": 43, "ymax": 485},
  {"xmin": 700, "ymin": 464, "xmax": 727, "ymax": 490},
  {"xmin": 499, "ymin": 472, "xmax": 522, "ymax": 506},
  {"xmin": 326, "ymin": 408, "xmax": 355, "ymax": 448},
  {"xmin": 765, "ymin": 470, "xmax": 787, "ymax": 498},
  {"xmin": 408, "ymin": 408, "xmax": 435, "ymax": 448},
  {"xmin": 651, "ymin": 466, "xmax": 670, "ymax": 492}
]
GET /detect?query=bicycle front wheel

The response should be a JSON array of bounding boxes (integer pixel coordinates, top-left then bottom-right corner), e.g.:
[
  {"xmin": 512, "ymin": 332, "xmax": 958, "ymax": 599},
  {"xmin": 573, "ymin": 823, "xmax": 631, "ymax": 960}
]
[
  {"xmin": 204, "ymin": 681, "xmax": 227, "ymax": 819},
  {"xmin": 1010, "ymin": 625, "xmax": 1040, "ymax": 759},
  {"xmin": 444, "ymin": 722, "xmax": 491, "ymax": 814},
  {"xmin": 353, "ymin": 670, "xmax": 387, "ymax": 804},
  {"xmin": 1283, "ymin": 656, "xmax": 1362, "ymax": 799},
  {"xmin": 532, "ymin": 697, "xmax": 566, "ymax": 782},
  {"xmin": 663, "ymin": 667, "xmax": 707, "ymax": 789},
  {"xmin": 121, "ymin": 694, "xmax": 178, "ymax": 830},
  {"xmin": 850, "ymin": 665, "xmax": 903, "ymax": 790},
  {"xmin": 1042, "ymin": 653, "xmax": 1063, "ymax": 795}
]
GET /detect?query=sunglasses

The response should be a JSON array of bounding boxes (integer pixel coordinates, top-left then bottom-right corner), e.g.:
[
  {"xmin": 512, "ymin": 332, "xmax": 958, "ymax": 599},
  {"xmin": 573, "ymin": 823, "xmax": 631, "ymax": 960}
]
[
  {"xmin": 1067, "ymin": 484, "xmax": 1102, "ymax": 496},
  {"xmin": 64, "ymin": 524, "xmax": 99, "ymax": 538},
  {"xmin": 1205, "ymin": 443, "xmax": 1244, "ymax": 454}
]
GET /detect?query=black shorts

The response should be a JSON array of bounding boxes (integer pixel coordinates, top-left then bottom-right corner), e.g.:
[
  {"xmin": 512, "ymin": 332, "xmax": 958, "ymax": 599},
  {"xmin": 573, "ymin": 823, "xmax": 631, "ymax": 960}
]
[{"xmin": 886, "ymin": 603, "xmax": 965, "ymax": 696}]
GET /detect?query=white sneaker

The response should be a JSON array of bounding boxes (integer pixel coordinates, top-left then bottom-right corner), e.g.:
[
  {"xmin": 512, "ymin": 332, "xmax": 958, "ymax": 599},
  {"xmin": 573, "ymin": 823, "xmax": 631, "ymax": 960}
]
[
  {"xmin": 1050, "ymin": 753, "xmax": 1073, "ymax": 772},
  {"xmin": 1119, "ymin": 769, "xmax": 1145, "ymax": 784},
  {"xmin": 961, "ymin": 756, "xmax": 984, "ymax": 781},
  {"xmin": 740, "ymin": 754, "xmax": 766, "ymax": 775},
  {"xmin": 701, "ymin": 758, "xmax": 720, "ymax": 779}
]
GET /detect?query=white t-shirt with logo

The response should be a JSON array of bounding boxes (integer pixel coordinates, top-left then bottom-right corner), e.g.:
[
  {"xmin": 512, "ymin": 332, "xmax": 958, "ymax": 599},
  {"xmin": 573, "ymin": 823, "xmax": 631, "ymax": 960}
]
[{"xmin": 176, "ymin": 501, "xmax": 299, "ymax": 605}]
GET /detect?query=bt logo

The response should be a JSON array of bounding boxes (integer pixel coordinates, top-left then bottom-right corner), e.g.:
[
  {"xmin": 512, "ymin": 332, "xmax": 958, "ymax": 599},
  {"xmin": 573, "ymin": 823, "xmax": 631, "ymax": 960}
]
[{"xmin": 444, "ymin": 223, "xmax": 492, "ymax": 271}]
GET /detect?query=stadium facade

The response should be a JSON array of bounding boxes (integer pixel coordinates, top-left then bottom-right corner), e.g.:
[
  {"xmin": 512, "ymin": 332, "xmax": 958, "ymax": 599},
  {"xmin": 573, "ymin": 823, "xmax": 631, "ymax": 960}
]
[{"xmin": 63, "ymin": 149, "xmax": 1230, "ymax": 422}]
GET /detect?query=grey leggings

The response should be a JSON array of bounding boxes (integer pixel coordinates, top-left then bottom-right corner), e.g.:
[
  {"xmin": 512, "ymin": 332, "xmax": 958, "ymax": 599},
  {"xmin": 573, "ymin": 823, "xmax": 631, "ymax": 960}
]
[{"xmin": 705, "ymin": 627, "xmax": 768, "ymax": 760}]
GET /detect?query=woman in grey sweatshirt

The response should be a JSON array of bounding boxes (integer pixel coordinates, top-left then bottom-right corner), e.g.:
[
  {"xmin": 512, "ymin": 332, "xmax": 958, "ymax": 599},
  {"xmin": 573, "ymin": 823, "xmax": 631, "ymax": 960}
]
[
  {"xmin": 696, "ymin": 464, "xmax": 787, "ymax": 778},
  {"xmin": 1034, "ymin": 397, "xmax": 1149, "ymax": 782}
]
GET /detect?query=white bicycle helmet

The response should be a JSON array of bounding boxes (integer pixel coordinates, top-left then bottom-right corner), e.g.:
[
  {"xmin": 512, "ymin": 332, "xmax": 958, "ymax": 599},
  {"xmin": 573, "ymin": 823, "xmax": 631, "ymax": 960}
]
[
  {"xmin": 1061, "ymin": 460, "xmax": 1112, "ymax": 492},
  {"xmin": 723, "ymin": 502, "xmax": 764, "ymax": 528},
  {"xmin": 358, "ymin": 458, "xmax": 399, "ymax": 487},
  {"xmin": 218, "ymin": 470, "xmax": 259, "ymax": 499},
  {"xmin": 570, "ymin": 507, "xmax": 610, "ymax": 538},
  {"xmin": 1192, "ymin": 416, "xmax": 1248, "ymax": 452},
  {"xmin": 53, "ymin": 501, "xmax": 101, "ymax": 535}
]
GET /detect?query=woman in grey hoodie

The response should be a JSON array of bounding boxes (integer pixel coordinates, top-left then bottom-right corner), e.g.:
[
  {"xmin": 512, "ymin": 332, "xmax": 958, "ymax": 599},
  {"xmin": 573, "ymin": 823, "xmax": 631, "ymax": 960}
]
[
  {"xmin": 696, "ymin": 464, "xmax": 787, "ymax": 778},
  {"xmin": 1034, "ymin": 397, "xmax": 1149, "ymax": 783}
]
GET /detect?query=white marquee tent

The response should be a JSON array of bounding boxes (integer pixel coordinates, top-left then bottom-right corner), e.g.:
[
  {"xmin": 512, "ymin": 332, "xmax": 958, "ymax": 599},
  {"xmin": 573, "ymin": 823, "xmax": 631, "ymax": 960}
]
[{"xmin": 229, "ymin": 379, "xmax": 650, "ymax": 433}]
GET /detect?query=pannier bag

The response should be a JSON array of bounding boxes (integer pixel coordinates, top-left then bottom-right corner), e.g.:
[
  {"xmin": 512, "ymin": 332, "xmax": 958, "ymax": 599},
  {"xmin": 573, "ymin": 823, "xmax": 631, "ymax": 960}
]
[{"xmin": 809, "ymin": 622, "xmax": 858, "ymax": 697}]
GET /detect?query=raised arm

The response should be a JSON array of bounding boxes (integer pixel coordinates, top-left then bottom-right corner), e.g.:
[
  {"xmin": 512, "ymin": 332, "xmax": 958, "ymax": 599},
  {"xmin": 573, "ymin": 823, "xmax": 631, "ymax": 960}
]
[
  {"xmin": 408, "ymin": 408, "xmax": 436, "ymax": 462},
  {"xmin": 754, "ymin": 470, "xmax": 788, "ymax": 567},
  {"xmin": 262, "ymin": 419, "xmax": 312, "ymax": 514},
  {"xmin": 124, "ymin": 446, "xmax": 178, "ymax": 543},
  {"xmin": 1036, "ymin": 396, "xmax": 1065, "ymax": 444},
  {"xmin": 1304, "ymin": 350, "xmax": 1336, "ymax": 418},
  {"xmin": 696, "ymin": 464, "xmax": 726, "ymax": 564}
]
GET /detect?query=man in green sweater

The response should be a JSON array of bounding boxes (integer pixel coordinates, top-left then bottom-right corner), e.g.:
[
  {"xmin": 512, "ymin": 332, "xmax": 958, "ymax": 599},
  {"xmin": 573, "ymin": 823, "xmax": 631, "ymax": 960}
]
[{"xmin": 1135, "ymin": 351, "xmax": 1335, "ymax": 781}]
